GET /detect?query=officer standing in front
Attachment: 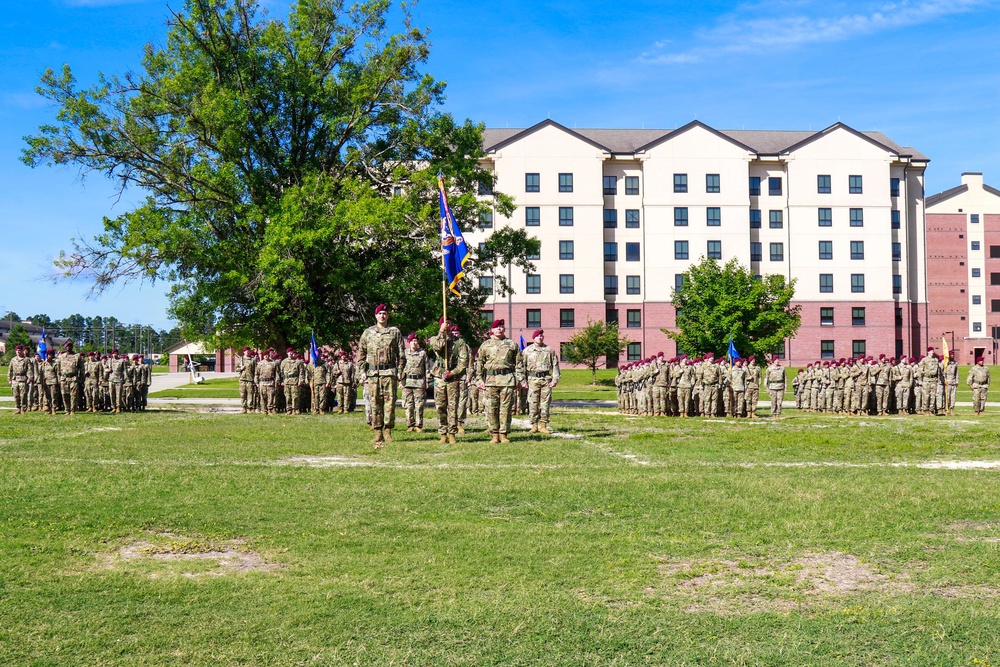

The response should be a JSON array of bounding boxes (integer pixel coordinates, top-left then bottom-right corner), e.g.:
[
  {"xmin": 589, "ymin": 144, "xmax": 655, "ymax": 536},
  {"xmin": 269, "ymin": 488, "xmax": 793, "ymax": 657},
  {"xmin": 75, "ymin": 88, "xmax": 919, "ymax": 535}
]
[
  {"xmin": 358, "ymin": 304, "xmax": 406, "ymax": 448},
  {"xmin": 521, "ymin": 329, "xmax": 560, "ymax": 434},
  {"xmin": 476, "ymin": 319, "xmax": 524, "ymax": 444}
]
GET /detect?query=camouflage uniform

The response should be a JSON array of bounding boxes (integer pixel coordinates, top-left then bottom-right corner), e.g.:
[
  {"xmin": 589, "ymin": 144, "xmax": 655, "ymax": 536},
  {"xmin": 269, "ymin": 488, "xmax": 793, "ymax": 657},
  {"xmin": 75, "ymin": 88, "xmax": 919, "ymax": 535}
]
[
  {"xmin": 522, "ymin": 341, "xmax": 560, "ymax": 431},
  {"xmin": 108, "ymin": 355, "xmax": 128, "ymax": 413},
  {"xmin": 476, "ymin": 335, "xmax": 524, "ymax": 441},
  {"xmin": 942, "ymin": 359, "xmax": 959, "ymax": 415},
  {"xmin": 968, "ymin": 362, "xmax": 990, "ymax": 415},
  {"xmin": 40, "ymin": 355, "xmax": 61, "ymax": 414},
  {"xmin": 401, "ymin": 346, "xmax": 429, "ymax": 431},
  {"xmin": 429, "ymin": 332, "xmax": 470, "ymax": 440},
  {"xmin": 730, "ymin": 361, "xmax": 747, "ymax": 417},
  {"xmin": 677, "ymin": 362, "xmax": 695, "ymax": 417},
  {"xmin": 84, "ymin": 355, "xmax": 104, "ymax": 413},
  {"xmin": 280, "ymin": 354, "xmax": 305, "ymax": 415},
  {"xmin": 358, "ymin": 324, "xmax": 405, "ymax": 434},
  {"xmin": 766, "ymin": 360, "xmax": 785, "ymax": 417},
  {"xmin": 236, "ymin": 352, "xmax": 258, "ymax": 413},
  {"xmin": 334, "ymin": 356, "xmax": 356, "ymax": 413},
  {"xmin": 255, "ymin": 354, "xmax": 282, "ymax": 415},
  {"xmin": 7, "ymin": 350, "xmax": 34, "ymax": 414},
  {"xmin": 309, "ymin": 357, "xmax": 332, "ymax": 415},
  {"xmin": 918, "ymin": 354, "xmax": 941, "ymax": 414},
  {"xmin": 58, "ymin": 349, "xmax": 84, "ymax": 415}
]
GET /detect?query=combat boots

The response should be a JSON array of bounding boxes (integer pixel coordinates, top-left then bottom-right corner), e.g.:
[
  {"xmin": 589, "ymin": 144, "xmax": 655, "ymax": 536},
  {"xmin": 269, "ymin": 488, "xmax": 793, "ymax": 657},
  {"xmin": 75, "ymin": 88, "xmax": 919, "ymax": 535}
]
[
  {"xmin": 490, "ymin": 433, "xmax": 500, "ymax": 444},
  {"xmin": 448, "ymin": 434, "xmax": 457, "ymax": 445},
  {"xmin": 499, "ymin": 434, "xmax": 511, "ymax": 443},
  {"xmin": 539, "ymin": 424, "xmax": 551, "ymax": 435},
  {"xmin": 372, "ymin": 429, "xmax": 384, "ymax": 448},
  {"xmin": 439, "ymin": 436, "xmax": 448, "ymax": 444},
  {"xmin": 383, "ymin": 429, "xmax": 393, "ymax": 443},
  {"xmin": 529, "ymin": 424, "xmax": 538, "ymax": 433}
]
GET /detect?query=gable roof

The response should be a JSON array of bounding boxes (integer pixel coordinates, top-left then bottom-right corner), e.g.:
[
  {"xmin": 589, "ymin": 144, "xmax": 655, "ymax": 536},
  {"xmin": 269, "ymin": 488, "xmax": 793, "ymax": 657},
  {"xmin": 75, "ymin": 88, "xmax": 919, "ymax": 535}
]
[
  {"xmin": 482, "ymin": 121, "xmax": 929, "ymax": 161},
  {"xmin": 634, "ymin": 120, "xmax": 755, "ymax": 153},
  {"xmin": 926, "ymin": 181, "xmax": 1000, "ymax": 208}
]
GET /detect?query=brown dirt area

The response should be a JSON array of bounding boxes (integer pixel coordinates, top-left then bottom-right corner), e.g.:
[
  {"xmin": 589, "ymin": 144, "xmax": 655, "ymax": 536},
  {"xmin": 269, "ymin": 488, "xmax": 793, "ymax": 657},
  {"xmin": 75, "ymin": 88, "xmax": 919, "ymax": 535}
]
[{"xmin": 93, "ymin": 531, "xmax": 281, "ymax": 578}]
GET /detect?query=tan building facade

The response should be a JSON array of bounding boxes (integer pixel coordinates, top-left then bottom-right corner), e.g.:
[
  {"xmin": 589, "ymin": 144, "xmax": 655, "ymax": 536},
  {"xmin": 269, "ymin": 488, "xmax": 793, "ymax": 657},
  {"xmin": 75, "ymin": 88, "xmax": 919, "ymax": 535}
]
[{"xmin": 470, "ymin": 120, "xmax": 930, "ymax": 366}]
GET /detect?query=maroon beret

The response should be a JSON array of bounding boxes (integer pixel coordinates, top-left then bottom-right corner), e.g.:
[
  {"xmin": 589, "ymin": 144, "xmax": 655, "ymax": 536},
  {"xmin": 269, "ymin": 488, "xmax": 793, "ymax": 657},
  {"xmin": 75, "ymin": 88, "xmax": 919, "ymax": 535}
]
[
  {"xmin": 492, "ymin": 319, "xmax": 504, "ymax": 329},
  {"xmin": 532, "ymin": 329, "xmax": 543, "ymax": 338},
  {"xmin": 976, "ymin": 356, "xmax": 984, "ymax": 363},
  {"xmin": 450, "ymin": 325, "xmax": 460, "ymax": 333},
  {"xmin": 406, "ymin": 333, "xmax": 417, "ymax": 343},
  {"xmin": 375, "ymin": 304, "xmax": 387, "ymax": 314}
]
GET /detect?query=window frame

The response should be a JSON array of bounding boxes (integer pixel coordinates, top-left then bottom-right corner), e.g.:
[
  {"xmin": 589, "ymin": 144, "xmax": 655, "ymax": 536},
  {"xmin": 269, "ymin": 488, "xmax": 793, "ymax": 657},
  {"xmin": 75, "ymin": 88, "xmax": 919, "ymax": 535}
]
[
  {"xmin": 559, "ymin": 274, "xmax": 575, "ymax": 294},
  {"xmin": 525, "ymin": 173, "xmax": 540, "ymax": 193},
  {"xmin": 526, "ymin": 274, "xmax": 541, "ymax": 294},
  {"xmin": 673, "ymin": 173, "xmax": 688, "ymax": 193},
  {"xmin": 706, "ymin": 173, "xmax": 720, "ymax": 193},
  {"xmin": 817, "ymin": 174, "xmax": 831, "ymax": 194},
  {"xmin": 558, "ymin": 173, "xmax": 574, "ymax": 193},
  {"xmin": 525, "ymin": 206, "xmax": 540, "ymax": 227}
]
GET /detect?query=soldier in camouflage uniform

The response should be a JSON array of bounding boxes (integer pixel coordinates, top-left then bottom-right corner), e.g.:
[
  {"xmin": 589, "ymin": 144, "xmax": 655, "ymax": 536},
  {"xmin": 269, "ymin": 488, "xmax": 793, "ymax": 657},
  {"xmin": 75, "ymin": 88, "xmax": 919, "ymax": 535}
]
[
  {"xmin": 280, "ymin": 349, "xmax": 305, "ymax": 415},
  {"xmin": 84, "ymin": 352, "xmax": 103, "ymax": 413},
  {"xmin": 40, "ymin": 350, "xmax": 61, "ymax": 414},
  {"xmin": 8, "ymin": 346, "xmax": 34, "ymax": 415},
  {"xmin": 765, "ymin": 355, "xmax": 786, "ymax": 418},
  {"xmin": 730, "ymin": 358, "xmax": 747, "ymax": 417},
  {"xmin": 255, "ymin": 349, "xmax": 282, "ymax": 415},
  {"xmin": 358, "ymin": 304, "xmax": 406, "ymax": 447},
  {"xmin": 308, "ymin": 351, "xmax": 332, "ymax": 415},
  {"xmin": 967, "ymin": 356, "xmax": 990, "ymax": 415},
  {"xmin": 236, "ymin": 347, "xmax": 258, "ymax": 414},
  {"xmin": 57, "ymin": 341, "xmax": 84, "ymax": 415},
  {"xmin": 107, "ymin": 350, "xmax": 127, "ymax": 413},
  {"xmin": 401, "ymin": 333, "xmax": 429, "ymax": 432},
  {"xmin": 918, "ymin": 348, "xmax": 941, "ymax": 415},
  {"xmin": 942, "ymin": 355, "xmax": 959, "ymax": 416},
  {"xmin": 476, "ymin": 319, "xmax": 524, "ymax": 443},
  {"xmin": 138, "ymin": 355, "xmax": 151, "ymax": 411},
  {"xmin": 334, "ymin": 351, "xmax": 355, "ymax": 413},
  {"xmin": 27, "ymin": 352, "xmax": 42, "ymax": 411},
  {"xmin": 521, "ymin": 329, "xmax": 560, "ymax": 433},
  {"xmin": 430, "ymin": 322, "xmax": 470, "ymax": 443}
]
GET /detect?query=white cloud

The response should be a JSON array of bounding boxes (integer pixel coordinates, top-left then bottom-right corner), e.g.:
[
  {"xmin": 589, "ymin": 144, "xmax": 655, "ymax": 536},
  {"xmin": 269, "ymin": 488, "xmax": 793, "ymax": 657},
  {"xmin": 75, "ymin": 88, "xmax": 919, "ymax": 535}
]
[
  {"xmin": 640, "ymin": 0, "xmax": 993, "ymax": 64},
  {"xmin": 61, "ymin": 0, "xmax": 153, "ymax": 7}
]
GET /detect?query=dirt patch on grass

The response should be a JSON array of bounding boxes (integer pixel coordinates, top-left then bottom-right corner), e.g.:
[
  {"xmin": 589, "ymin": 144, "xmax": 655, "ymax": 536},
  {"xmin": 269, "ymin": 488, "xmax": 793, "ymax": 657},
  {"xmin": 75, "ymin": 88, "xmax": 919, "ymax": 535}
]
[
  {"xmin": 96, "ymin": 532, "xmax": 281, "ymax": 578},
  {"xmin": 944, "ymin": 521, "xmax": 1000, "ymax": 543},
  {"xmin": 279, "ymin": 455, "xmax": 373, "ymax": 467},
  {"xmin": 650, "ymin": 552, "xmax": 915, "ymax": 614}
]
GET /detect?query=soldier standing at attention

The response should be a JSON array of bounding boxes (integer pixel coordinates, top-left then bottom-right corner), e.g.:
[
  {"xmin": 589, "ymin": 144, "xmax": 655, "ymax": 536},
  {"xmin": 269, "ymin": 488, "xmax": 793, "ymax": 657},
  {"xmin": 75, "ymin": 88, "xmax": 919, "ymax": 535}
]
[
  {"xmin": 765, "ymin": 355, "xmax": 786, "ymax": 418},
  {"xmin": 107, "ymin": 349, "xmax": 127, "ymax": 413},
  {"xmin": 476, "ymin": 319, "xmax": 524, "ymax": 444},
  {"xmin": 522, "ymin": 329, "xmax": 560, "ymax": 434},
  {"xmin": 58, "ymin": 341, "xmax": 84, "ymax": 415},
  {"xmin": 429, "ymin": 321, "xmax": 470, "ymax": 443},
  {"xmin": 358, "ymin": 304, "xmax": 406, "ymax": 448},
  {"xmin": 40, "ymin": 350, "xmax": 60, "ymax": 414},
  {"xmin": 8, "ymin": 346, "xmax": 33, "ymax": 415},
  {"xmin": 84, "ymin": 352, "xmax": 103, "ymax": 413},
  {"xmin": 401, "ymin": 333, "xmax": 429, "ymax": 433},
  {"xmin": 309, "ymin": 350, "xmax": 331, "ymax": 415},
  {"xmin": 942, "ymin": 354, "xmax": 959, "ymax": 416},
  {"xmin": 967, "ymin": 357, "xmax": 990, "ymax": 415},
  {"xmin": 280, "ymin": 348, "xmax": 302, "ymax": 415},
  {"xmin": 333, "ymin": 350, "xmax": 354, "ymax": 413},
  {"xmin": 918, "ymin": 348, "xmax": 941, "ymax": 415},
  {"xmin": 27, "ymin": 352, "xmax": 41, "ymax": 411},
  {"xmin": 236, "ymin": 347, "xmax": 258, "ymax": 414},
  {"xmin": 255, "ymin": 348, "xmax": 281, "ymax": 415}
]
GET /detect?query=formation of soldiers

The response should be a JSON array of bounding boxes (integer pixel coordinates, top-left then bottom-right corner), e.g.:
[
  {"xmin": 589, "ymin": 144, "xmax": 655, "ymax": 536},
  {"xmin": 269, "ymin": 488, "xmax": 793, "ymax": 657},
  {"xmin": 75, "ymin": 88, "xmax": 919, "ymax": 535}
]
[
  {"xmin": 234, "ymin": 346, "xmax": 359, "ymax": 416},
  {"xmin": 614, "ymin": 347, "xmax": 992, "ymax": 419},
  {"xmin": 6, "ymin": 342, "xmax": 151, "ymax": 415},
  {"xmin": 793, "ymin": 349, "xmax": 990, "ymax": 416}
]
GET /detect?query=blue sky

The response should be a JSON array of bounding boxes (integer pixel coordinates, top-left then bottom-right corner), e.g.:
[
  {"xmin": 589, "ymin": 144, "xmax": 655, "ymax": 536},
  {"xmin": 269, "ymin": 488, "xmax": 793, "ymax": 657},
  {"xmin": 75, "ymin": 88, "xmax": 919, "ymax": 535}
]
[{"xmin": 2, "ymin": 0, "xmax": 998, "ymax": 328}]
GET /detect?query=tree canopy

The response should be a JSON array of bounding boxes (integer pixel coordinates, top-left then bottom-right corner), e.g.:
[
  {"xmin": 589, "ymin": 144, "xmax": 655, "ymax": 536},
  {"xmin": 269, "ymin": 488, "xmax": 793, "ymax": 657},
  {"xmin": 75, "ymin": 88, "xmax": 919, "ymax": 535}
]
[
  {"xmin": 23, "ymin": 0, "xmax": 533, "ymax": 350},
  {"xmin": 665, "ymin": 257, "xmax": 801, "ymax": 361},
  {"xmin": 562, "ymin": 320, "xmax": 632, "ymax": 385}
]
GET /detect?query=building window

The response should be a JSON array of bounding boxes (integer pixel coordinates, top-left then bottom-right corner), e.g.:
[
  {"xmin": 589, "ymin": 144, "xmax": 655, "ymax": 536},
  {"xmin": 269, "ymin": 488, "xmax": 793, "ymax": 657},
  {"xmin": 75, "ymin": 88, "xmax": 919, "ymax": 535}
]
[
  {"xmin": 674, "ymin": 174, "xmax": 688, "ymax": 193},
  {"xmin": 818, "ymin": 208, "xmax": 832, "ymax": 226},
  {"xmin": 707, "ymin": 240, "xmax": 722, "ymax": 259},
  {"xmin": 604, "ymin": 275, "xmax": 618, "ymax": 295},
  {"xmin": 851, "ymin": 273, "xmax": 865, "ymax": 293},
  {"xmin": 750, "ymin": 242, "xmax": 762, "ymax": 262},
  {"xmin": 818, "ymin": 241, "xmax": 832, "ymax": 260},
  {"xmin": 627, "ymin": 342, "xmax": 641, "ymax": 361},
  {"xmin": 768, "ymin": 177, "xmax": 782, "ymax": 196},
  {"xmin": 821, "ymin": 340, "xmax": 835, "ymax": 359},
  {"xmin": 674, "ymin": 207, "xmax": 689, "ymax": 226},
  {"xmin": 890, "ymin": 178, "xmax": 900, "ymax": 197},
  {"xmin": 625, "ymin": 176, "xmax": 639, "ymax": 195},
  {"xmin": 770, "ymin": 242, "xmax": 784, "ymax": 262},
  {"xmin": 971, "ymin": 214, "xmax": 980, "ymax": 223},
  {"xmin": 478, "ymin": 242, "xmax": 488, "ymax": 255},
  {"xmin": 750, "ymin": 209, "xmax": 761, "ymax": 228},
  {"xmin": 525, "ymin": 173, "xmax": 539, "ymax": 192},
  {"xmin": 852, "ymin": 340, "xmax": 866, "ymax": 357},
  {"xmin": 707, "ymin": 207, "xmax": 721, "ymax": 226},
  {"xmin": 851, "ymin": 241, "xmax": 865, "ymax": 260},
  {"xmin": 706, "ymin": 174, "xmax": 720, "ymax": 193},
  {"xmin": 850, "ymin": 208, "xmax": 864, "ymax": 227},
  {"xmin": 606, "ymin": 309, "xmax": 618, "ymax": 323},
  {"xmin": 974, "ymin": 322, "xmax": 983, "ymax": 332},
  {"xmin": 481, "ymin": 309, "xmax": 493, "ymax": 324},
  {"xmin": 526, "ymin": 309, "xmax": 541, "ymax": 329},
  {"xmin": 604, "ymin": 209, "xmax": 618, "ymax": 228},
  {"xmin": 973, "ymin": 295, "xmax": 982, "ymax": 305},
  {"xmin": 674, "ymin": 274, "xmax": 685, "ymax": 291},
  {"xmin": 626, "ymin": 309, "xmax": 641, "ymax": 328},
  {"xmin": 772, "ymin": 341, "xmax": 786, "ymax": 360},
  {"xmin": 560, "ymin": 309, "xmax": 575, "ymax": 328},
  {"xmin": 559, "ymin": 173, "xmax": 573, "ymax": 192},
  {"xmin": 603, "ymin": 175, "xmax": 617, "ymax": 195},
  {"xmin": 972, "ymin": 268, "xmax": 981, "ymax": 278},
  {"xmin": 478, "ymin": 179, "xmax": 493, "ymax": 195},
  {"xmin": 527, "ymin": 245, "xmax": 540, "ymax": 260},
  {"xmin": 852, "ymin": 307, "xmax": 866, "ymax": 326},
  {"xmin": 559, "ymin": 275, "xmax": 574, "ymax": 294},
  {"xmin": 892, "ymin": 242, "xmax": 901, "ymax": 261},
  {"xmin": 993, "ymin": 300, "xmax": 1000, "ymax": 312},
  {"xmin": 559, "ymin": 240, "xmax": 574, "ymax": 260},
  {"xmin": 479, "ymin": 276, "xmax": 493, "ymax": 294},
  {"xmin": 820, "ymin": 274, "xmax": 833, "ymax": 293},
  {"xmin": 604, "ymin": 242, "xmax": 618, "ymax": 262},
  {"xmin": 992, "ymin": 246, "xmax": 1000, "ymax": 258},
  {"xmin": 626, "ymin": 275, "xmax": 640, "ymax": 295},
  {"xmin": 893, "ymin": 274, "xmax": 902, "ymax": 294},
  {"xmin": 526, "ymin": 274, "xmax": 541, "ymax": 294},
  {"xmin": 972, "ymin": 241, "xmax": 981, "ymax": 251},
  {"xmin": 525, "ymin": 207, "xmax": 540, "ymax": 227},
  {"xmin": 769, "ymin": 210, "xmax": 783, "ymax": 228},
  {"xmin": 625, "ymin": 242, "xmax": 640, "ymax": 261},
  {"xmin": 749, "ymin": 176, "xmax": 761, "ymax": 196},
  {"xmin": 821, "ymin": 307, "xmax": 834, "ymax": 326},
  {"xmin": 479, "ymin": 211, "xmax": 493, "ymax": 229},
  {"xmin": 896, "ymin": 307, "xmax": 903, "ymax": 326},
  {"xmin": 625, "ymin": 209, "xmax": 640, "ymax": 228},
  {"xmin": 849, "ymin": 175, "xmax": 863, "ymax": 194},
  {"xmin": 991, "ymin": 272, "xmax": 1000, "ymax": 285},
  {"xmin": 892, "ymin": 210, "xmax": 900, "ymax": 229},
  {"xmin": 559, "ymin": 207, "xmax": 573, "ymax": 226},
  {"xmin": 817, "ymin": 175, "xmax": 831, "ymax": 194},
  {"xmin": 675, "ymin": 241, "xmax": 689, "ymax": 260}
]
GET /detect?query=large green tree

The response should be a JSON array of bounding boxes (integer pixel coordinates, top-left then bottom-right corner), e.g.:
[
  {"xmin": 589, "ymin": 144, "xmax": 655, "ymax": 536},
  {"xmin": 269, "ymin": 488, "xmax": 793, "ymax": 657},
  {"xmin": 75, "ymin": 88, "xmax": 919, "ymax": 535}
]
[
  {"xmin": 562, "ymin": 320, "xmax": 632, "ymax": 385},
  {"xmin": 665, "ymin": 257, "xmax": 801, "ymax": 361},
  {"xmin": 23, "ymin": 0, "xmax": 531, "ymax": 350}
]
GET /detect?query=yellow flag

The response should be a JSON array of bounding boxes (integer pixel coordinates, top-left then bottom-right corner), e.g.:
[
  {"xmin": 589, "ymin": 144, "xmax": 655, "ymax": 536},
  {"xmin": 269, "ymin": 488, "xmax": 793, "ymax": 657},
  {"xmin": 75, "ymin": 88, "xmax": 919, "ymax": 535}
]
[{"xmin": 942, "ymin": 336, "xmax": 950, "ymax": 365}]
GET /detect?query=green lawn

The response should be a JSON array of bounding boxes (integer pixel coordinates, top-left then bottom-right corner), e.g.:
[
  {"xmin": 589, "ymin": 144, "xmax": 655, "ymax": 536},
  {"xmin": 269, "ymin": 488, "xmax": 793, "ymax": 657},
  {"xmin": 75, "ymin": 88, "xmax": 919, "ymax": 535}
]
[{"xmin": 1, "ymin": 407, "xmax": 999, "ymax": 665}]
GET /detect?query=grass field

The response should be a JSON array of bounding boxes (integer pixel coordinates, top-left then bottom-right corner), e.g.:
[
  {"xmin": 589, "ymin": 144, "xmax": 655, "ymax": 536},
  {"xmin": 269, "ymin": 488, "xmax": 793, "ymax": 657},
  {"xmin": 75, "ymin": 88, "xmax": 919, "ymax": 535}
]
[{"xmin": 1, "ymin": 403, "xmax": 998, "ymax": 665}]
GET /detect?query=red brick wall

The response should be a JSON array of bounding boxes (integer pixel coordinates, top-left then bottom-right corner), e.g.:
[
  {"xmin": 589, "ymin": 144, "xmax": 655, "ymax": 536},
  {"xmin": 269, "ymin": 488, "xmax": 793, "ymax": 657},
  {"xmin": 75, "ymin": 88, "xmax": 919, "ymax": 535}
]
[{"xmin": 926, "ymin": 212, "xmax": 969, "ymax": 358}]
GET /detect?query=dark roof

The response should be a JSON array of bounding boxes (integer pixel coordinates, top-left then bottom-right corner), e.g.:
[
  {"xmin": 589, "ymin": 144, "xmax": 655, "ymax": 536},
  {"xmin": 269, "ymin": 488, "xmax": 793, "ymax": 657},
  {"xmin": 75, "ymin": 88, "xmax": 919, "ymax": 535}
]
[
  {"xmin": 482, "ymin": 121, "xmax": 929, "ymax": 161},
  {"xmin": 926, "ymin": 184, "xmax": 969, "ymax": 208}
]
